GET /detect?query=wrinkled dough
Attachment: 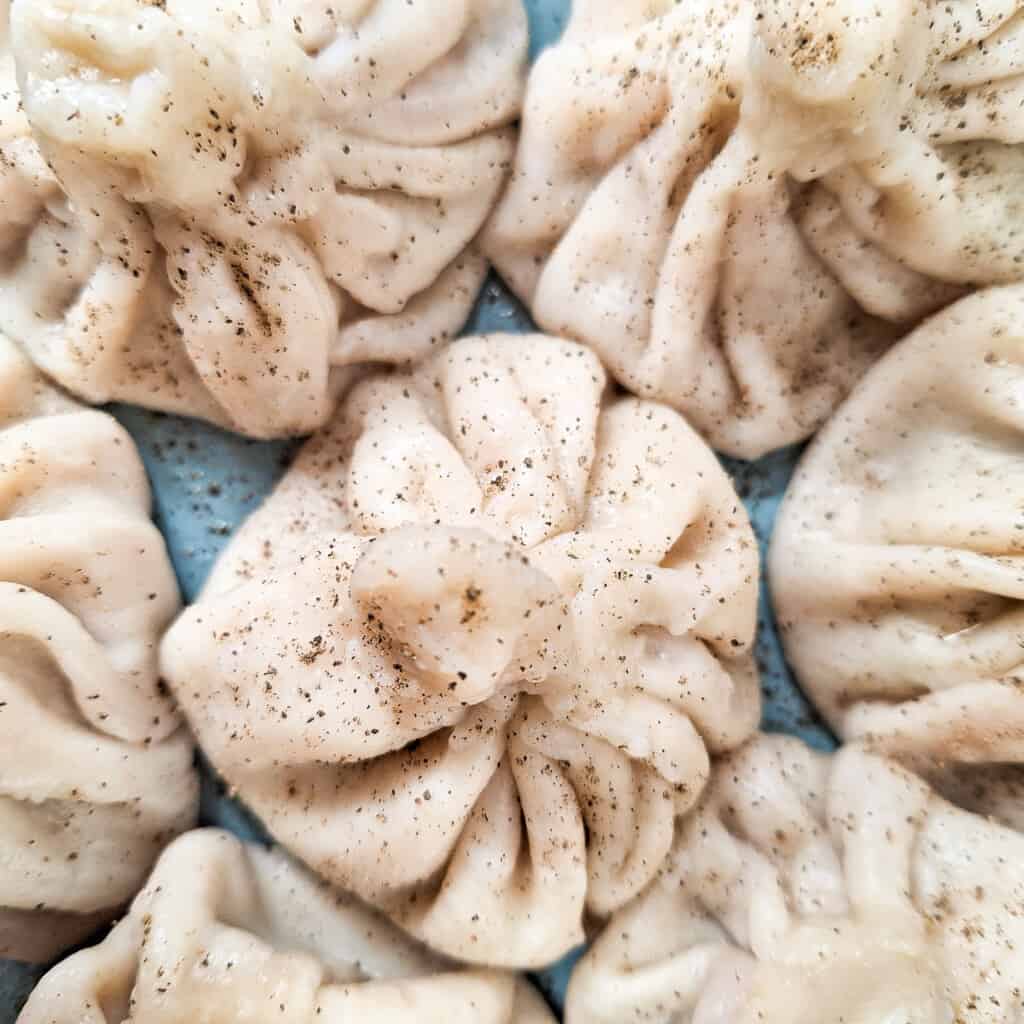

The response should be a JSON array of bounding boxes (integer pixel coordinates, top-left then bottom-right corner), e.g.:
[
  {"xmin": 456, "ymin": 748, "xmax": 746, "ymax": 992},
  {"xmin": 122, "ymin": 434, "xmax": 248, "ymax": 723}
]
[
  {"xmin": 0, "ymin": 334, "xmax": 196, "ymax": 963},
  {"xmin": 17, "ymin": 829, "xmax": 555, "ymax": 1024},
  {"xmin": 0, "ymin": 0, "xmax": 526, "ymax": 436},
  {"xmin": 161, "ymin": 333, "xmax": 760, "ymax": 967},
  {"xmin": 566, "ymin": 735, "xmax": 1024, "ymax": 1024},
  {"xmin": 771, "ymin": 285, "xmax": 1024, "ymax": 770},
  {"xmin": 482, "ymin": 0, "xmax": 1024, "ymax": 457}
]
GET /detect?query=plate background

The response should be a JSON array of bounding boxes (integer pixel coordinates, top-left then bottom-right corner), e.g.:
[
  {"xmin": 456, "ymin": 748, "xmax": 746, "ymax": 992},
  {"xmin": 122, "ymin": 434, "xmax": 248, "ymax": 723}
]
[{"xmin": 0, "ymin": 2, "xmax": 836, "ymax": 1017}]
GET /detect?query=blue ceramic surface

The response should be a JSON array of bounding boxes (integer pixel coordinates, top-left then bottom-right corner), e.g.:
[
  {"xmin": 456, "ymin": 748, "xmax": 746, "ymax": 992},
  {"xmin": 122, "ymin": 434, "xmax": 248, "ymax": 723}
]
[{"xmin": 0, "ymin": 3, "xmax": 836, "ymax": 1018}]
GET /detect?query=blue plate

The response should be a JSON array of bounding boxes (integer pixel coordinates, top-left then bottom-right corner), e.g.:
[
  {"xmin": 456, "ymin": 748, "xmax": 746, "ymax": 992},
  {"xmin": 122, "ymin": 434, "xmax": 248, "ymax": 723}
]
[{"xmin": 0, "ymin": 3, "xmax": 835, "ymax": 1018}]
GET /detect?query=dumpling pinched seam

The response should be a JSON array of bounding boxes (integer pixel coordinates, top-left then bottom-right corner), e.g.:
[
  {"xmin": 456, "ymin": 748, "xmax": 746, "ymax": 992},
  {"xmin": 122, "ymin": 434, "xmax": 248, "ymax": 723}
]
[
  {"xmin": 0, "ymin": 0, "xmax": 527, "ymax": 438},
  {"xmin": 771, "ymin": 285, "xmax": 1024, "ymax": 772},
  {"xmin": 566, "ymin": 735, "xmax": 1024, "ymax": 1024},
  {"xmin": 482, "ymin": 0, "xmax": 1024, "ymax": 458},
  {"xmin": 17, "ymin": 829, "xmax": 556, "ymax": 1024},
  {"xmin": 0, "ymin": 335, "xmax": 196, "ymax": 963},
  {"xmin": 161, "ymin": 334, "xmax": 760, "ymax": 968}
]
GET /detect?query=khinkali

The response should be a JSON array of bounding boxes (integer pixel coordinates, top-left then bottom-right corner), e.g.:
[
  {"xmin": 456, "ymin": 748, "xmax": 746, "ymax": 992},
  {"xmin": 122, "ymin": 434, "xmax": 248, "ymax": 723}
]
[
  {"xmin": 0, "ymin": 335, "xmax": 196, "ymax": 962},
  {"xmin": 771, "ymin": 285, "xmax": 1024, "ymax": 770},
  {"xmin": 1, "ymin": 0, "xmax": 526, "ymax": 437},
  {"xmin": 566, "ymin": 734, "xmax": 1024, "ymax": 1024},
  {"xmin": 18, "ymin": 829, "xmax": 555, "ymax": 1024},
  {"xmin": 161, "ymin": 333, "xmax": 760, "ymax": 967},
  {"xmin": 483, "ymin": 0, "xmax": 1024, "ymax": 458}
]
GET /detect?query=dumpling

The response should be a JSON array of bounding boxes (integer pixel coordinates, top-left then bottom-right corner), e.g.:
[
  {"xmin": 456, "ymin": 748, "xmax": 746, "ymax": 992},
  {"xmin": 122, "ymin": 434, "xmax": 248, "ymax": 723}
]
[
  {"xmin": 0, "ymin": 334, "xmax": 197, "ymax": 963},
  {"xmin": 160, "ymin": 333, "xmax": 760, "ymax": 967},
  {"xmin": 566, "ymin": 734, "xmax": 1024, "ymax": 1024},
  {"xmin": 482, "ymin": 0, "xmax": 1024, "ymax": 458},
  {"xmin": 770, "ymin": 285, "xmax": 1024, "ymax": 770},
  {"xmin": 1, "ymin": 0, "xmax": 527, "ymax": 438},
  {"xmin": 17, "ymin": 829, "xmax": 555, "ymax": 1024}
]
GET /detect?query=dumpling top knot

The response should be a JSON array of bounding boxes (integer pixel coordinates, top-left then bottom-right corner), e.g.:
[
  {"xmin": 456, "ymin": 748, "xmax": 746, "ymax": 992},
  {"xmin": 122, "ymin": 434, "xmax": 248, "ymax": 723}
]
[{"xmin": 352, "ymin": 525, "xmax": 571, "ymax": 704}]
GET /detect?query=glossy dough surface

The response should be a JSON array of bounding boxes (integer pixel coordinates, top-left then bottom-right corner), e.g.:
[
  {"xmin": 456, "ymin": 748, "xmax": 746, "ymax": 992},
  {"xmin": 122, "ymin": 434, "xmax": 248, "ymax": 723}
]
[
  {"xmin": 161, "ymin": 333, "xmax": 760, "ymax": 967},
  {"xmin": 17, "ymin": 829, "xmax": 555, "ymax": 1024},
  {"xmin": 0, "ymin": 336, "xmax": 196, "ymax": 963},
  {"xmin": 567, "ymin": 734, "xmax": 1024, "ymax": 1024},
  {"xmin": 483, "ymin": 0, "xmax": 1024, "ymax": 457},
  {"xmin": 1, "ymin": 0, "xmax": 526, "ymax": 437},
  {"xmin": 771, "ymin": 285, "xmax": 1024, "ymax": 770}
]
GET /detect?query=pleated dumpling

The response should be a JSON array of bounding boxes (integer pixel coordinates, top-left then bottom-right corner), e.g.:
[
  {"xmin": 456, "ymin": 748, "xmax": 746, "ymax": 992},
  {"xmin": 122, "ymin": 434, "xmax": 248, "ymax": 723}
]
[
  {"xmin": 0, "ymin": 335, "xmax": 196, "ymax": 962},
  {"xmin": 483, "ymin": 0, "xmax": 1024, "ymax": 458},
  {"xmin": 18, "ymin": 829, "xmax": 555, "ymax": 1024},
  {"xmin": 566, "ymin": 735, "xmax": 1024, "ymax": 1024},
  {"xmin": 771, "ymin": 285, "xmax": 1024, "ymax": 770},
  {"xmin": 1, "ymin": 0, "xmax": 527, "ymax": 438},
  {"xmin": 161, "ymin": 334, "xmax": 760, "ymax": 967}
]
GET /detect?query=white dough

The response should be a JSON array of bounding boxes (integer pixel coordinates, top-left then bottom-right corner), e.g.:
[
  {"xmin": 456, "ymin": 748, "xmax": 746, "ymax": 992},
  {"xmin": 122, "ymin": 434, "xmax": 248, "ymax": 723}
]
[
  {"xmin": 567, "ymin": 734, "xmax": 1024, "ymax": 1024},
  {"xmin": 0, "ymin": 334, "xmax": 196, "ymax": 963},
  {"xmin": 17, "ymin": 829, "xmax": 555, "ymax": 1024},
  {"xmin": 0, "ymin": 0, "xmax": 527, "ymax": 437},
  {"xmin": 160, "ymin": 333, "xmax": 761, "ymax": 968},
  {"xmin": 771, "ymin": 285, "xmax": 1024, "ymax": 770},
  {"xmin": 483, "ymin": 0, "xmax": 1024, "ymax": 458}
]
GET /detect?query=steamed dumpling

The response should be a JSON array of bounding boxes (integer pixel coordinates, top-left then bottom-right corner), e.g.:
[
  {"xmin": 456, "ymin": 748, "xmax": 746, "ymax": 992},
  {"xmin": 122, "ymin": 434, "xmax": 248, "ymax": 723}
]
[
  {"xmin": 771, "ymin": 285, "xmax": 1024, "ymax": 770},
  {"xmin": 160, "ymin": 333, "xmax": 760, "ymax": 968},
  {"xmin": 0, "ymin": 334, "xmax": 196, "ymax": 963},
  {"xmin": 0, "ymin": 0, "xmax": 526, "ymax": 437},
  {"xmin": 483, "ymin": 0, "xmax": 1024, "ymax": 458},
  {"xmin": 566, "ymin": 734, "xmax": 1024, "ymax": 1024},
  {"xmin": 18, "ymin": 829, "xmax": 555, "ymax": 1024}
]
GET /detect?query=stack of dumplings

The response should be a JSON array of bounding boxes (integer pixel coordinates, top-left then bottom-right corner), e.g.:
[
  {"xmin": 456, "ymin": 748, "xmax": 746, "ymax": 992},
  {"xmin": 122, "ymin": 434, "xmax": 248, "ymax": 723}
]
[{"xmin": 5, "ymin": 0, "xmax": 1024, "ymax": 1022}]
